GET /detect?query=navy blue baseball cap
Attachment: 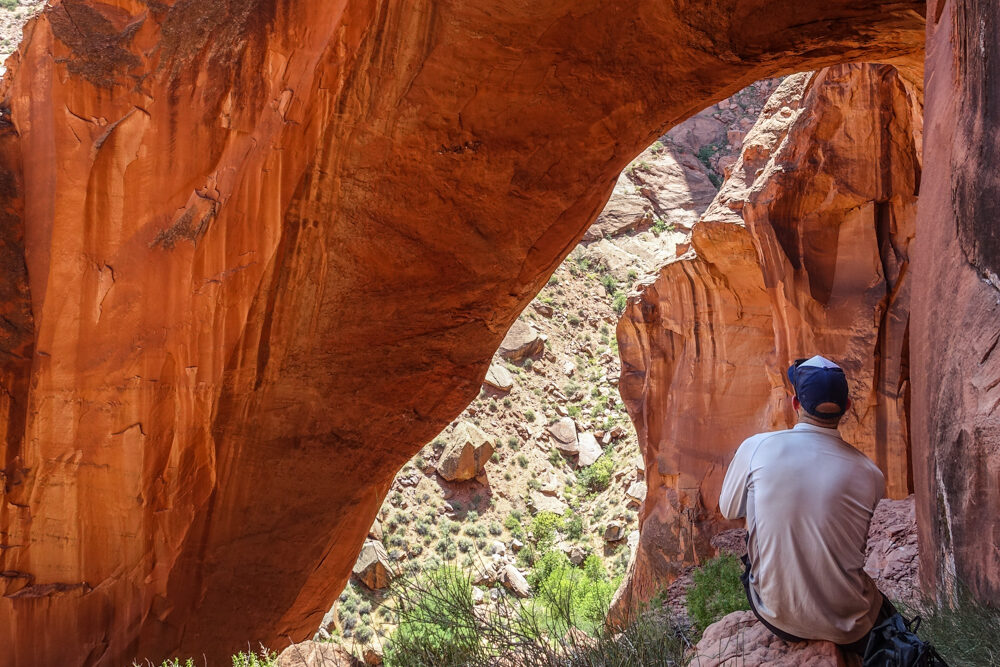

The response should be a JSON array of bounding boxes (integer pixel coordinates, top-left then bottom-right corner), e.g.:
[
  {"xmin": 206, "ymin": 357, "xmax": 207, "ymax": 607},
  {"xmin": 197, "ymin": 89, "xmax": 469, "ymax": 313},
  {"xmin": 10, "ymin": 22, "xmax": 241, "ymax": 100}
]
[{"xmin": 787, "ymin": 355, "xmax": 849, "ymax": 419}]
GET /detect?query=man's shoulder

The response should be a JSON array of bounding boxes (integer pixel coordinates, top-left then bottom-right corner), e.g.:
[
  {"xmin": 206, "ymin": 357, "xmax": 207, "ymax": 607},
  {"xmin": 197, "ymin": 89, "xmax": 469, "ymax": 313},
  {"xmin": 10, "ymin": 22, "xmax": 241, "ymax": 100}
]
[{"xmin": 736, "ymin": 428, "xmax": 796, "ymax": 456}]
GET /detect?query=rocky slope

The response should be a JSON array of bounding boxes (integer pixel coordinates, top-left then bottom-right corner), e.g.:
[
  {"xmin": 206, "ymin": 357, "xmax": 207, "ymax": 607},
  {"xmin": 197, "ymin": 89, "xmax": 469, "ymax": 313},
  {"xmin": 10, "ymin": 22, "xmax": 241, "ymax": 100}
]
[
  {"xmin": 0, "ymin": 0, "xmax": 940, "ymax": 663},
  {"xmin": 0, "ymin": 1, "xmax": 42, "ymax": 71},
  {"xmin": 318, "ymin": 82, "xmax": 779, "ymax": 660},
  {"xmin": 614, "ymin": 63, "xmax": 922, "ymax": 612}
]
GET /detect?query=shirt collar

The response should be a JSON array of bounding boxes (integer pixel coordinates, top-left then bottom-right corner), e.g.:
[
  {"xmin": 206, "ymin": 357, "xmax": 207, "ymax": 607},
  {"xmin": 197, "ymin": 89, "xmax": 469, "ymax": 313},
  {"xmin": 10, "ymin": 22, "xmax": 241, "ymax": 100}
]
[{"xmin": 793, "ymin": 422, "xmax": 841, "ymax": 434}]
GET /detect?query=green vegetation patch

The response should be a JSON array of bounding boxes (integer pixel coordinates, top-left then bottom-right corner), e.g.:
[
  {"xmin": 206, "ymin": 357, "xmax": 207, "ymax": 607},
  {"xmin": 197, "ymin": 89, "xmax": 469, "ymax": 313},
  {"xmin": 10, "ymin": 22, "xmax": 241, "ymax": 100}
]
[{"xmin": 685, "ymin": 553, "xmax": 749, "ymax": 634}]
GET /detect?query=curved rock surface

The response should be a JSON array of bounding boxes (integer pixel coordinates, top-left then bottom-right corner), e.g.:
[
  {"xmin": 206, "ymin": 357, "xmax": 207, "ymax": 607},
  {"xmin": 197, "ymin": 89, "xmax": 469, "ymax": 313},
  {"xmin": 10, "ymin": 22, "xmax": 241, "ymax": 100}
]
[
  {"xmin": 0, "ymin": 2, "xmax": 925, "ymax": 665},
  {"xmin": 615, "ymin": 63, "xmax": 922, "ymax": 609}
]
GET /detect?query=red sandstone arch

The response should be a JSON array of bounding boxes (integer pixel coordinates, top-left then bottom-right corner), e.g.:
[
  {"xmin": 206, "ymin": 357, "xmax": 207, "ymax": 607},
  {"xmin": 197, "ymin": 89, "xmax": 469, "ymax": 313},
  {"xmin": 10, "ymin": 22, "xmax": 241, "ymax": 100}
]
[{"xmin": 5, "ymin": 0, "xmax": 990, "ymax": 664}]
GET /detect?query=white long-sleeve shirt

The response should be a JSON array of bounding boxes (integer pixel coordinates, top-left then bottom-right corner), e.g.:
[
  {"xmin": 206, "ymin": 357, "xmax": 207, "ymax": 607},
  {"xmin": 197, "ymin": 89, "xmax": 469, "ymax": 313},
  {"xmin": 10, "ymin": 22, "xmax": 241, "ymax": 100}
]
[{"xmin": 719, "ymin": 422, "xmax": 886, "ymax": 643}]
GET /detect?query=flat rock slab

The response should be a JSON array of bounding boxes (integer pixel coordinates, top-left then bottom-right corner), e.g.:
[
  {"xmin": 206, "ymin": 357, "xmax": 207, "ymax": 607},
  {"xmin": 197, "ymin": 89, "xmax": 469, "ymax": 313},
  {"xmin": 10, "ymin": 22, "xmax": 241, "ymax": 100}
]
[
  {"xmin": 548, "ymin": 417, "xmax": 578, "ymax": 452},
  {"xmin": 484, "ymin": 362, "xmax": 514, "ymax": 391},
  {"xmin": 530, "ymin": 492, "xmax": 568, "ymax": 515}
]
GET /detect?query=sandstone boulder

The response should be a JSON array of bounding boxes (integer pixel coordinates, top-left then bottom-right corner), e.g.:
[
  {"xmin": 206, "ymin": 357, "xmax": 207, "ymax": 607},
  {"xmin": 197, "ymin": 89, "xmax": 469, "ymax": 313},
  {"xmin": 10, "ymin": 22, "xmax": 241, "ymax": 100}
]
[
  {"xmin": 576, "ymin": 432, "xmax": 603, "ymax": 467},
  {"xmin": 437, "ymin": 422, "xmax": 495, "ymax": 482},
  {"xmin": 604, "ymin": 521, "xmax": 626, "ymax": 543},
  {"xmin": 363, "ymin": 645, "xmax": 384, "ymax": 666},
  {"xmin": 864, "ymin": 496, "xmax": 919, "ymax": 607},
  {"xmin": 548, "ymin": 417, "xmax": 579, "ymax": 453},
  {"xmin": 353, "ymin": 540, "xmax": 394, "ymax": 590},
  {"xmin": 690, "ymin": 611, "xmax": 849, "ymax": 666},
  {"xmin": 278, "ymin": 641, "xmax": 360, "ymax": 666},
  {"xmin": 484, "ymin": 363, "xmax": 514, "ymax": 392},
  {"xmin": 502, "ymin": 564, "xmax": 532, "ymax": 598},
  {"xmin": 498, "ymin": 320, "xmax": 543, "ymax": 361},
  {"xmin": 625, "ymin": 481, "xmax": 647, "ymax": 504},
  {"xmin": 530, "ymin": 492, "xmax": 568, "ymax": 516}
]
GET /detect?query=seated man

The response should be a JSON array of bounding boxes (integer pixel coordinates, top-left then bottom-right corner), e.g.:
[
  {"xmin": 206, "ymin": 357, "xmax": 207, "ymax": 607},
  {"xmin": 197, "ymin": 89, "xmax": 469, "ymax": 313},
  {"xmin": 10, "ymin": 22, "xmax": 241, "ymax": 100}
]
[{"xmin": 719, "ymin": 355, "xmax": 892, "ymax": 654}]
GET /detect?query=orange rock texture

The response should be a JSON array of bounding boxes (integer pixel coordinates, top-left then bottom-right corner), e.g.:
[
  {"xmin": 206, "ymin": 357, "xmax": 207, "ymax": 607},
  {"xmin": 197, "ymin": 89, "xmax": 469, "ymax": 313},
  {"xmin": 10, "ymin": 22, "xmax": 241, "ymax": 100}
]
[
  {"xmin": 912, "ymin": 0, "xmax": 1000, "ymax": 602},
  {"xmin": 615, "ymin": 63, "xmax": 922, "ymax": 609},
  {"xmin": 0, "ymin": 1, "xmax": 924, "ymax": 665}
]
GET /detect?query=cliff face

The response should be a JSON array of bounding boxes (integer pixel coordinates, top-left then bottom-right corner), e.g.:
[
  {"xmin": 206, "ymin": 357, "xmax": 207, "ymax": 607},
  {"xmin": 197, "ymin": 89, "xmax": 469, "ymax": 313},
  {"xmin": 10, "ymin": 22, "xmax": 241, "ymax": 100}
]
[
  {"xmin": 913, "ymin": 0, "xmax": 1000, "ymax": 602},
  {"xmin": 0, "ymin": 1, "xmax": 925, "ymax": 664},
  {"xmin": 615, "ymin": 64, "xmax": 922, "ymax": 609}
]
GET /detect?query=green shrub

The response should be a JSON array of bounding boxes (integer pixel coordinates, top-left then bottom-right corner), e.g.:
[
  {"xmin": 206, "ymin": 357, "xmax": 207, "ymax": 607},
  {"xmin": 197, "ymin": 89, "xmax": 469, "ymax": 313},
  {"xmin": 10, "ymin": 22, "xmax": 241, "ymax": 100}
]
[
  {"xmin": 548, "ymin": 448, "xmax": 564, "ymax": 466},
  {"xmin": 231, "ymin": 648, "xmax": 277, "ymax": 667},
  {"xmin": 529, "ymin": 512, "xmax": 563, "ymax": 551},
  {"xmin": 505, "ymin": 514, "xmax": 525, "ymax": 539},
  {"xmin": 612, "ymin": 290, "xmax": 628, "ymax": 315},
  {"xmin": 578, "ymin": 456, "xmax": 614, "ymax": 495},
  {"xmin": 524, "ymin": 409, "xmax": 536, "ymax": 423},
  {"xmin": 517, "ymin": 454, "xmax": 529, "ymax": 468},
  {"xmin": 565, "ymin": 514, "xmax": 584, "ymax": 540},
  {"xmin": 686, "ymin": 554, "xmax": 749, "ymax": 634},
  {"xmin": 600, "ymin": 274, "xmax": 617, "ymax": 295},
  {"xmin": 531, "ymin": 552, "xmax": 620, "ymax": 634},
  {"xmin": 385, "ymin": 567, "xmax": 481, "ymax": 666},
  {"xmin": 384, "ymin": 563, "xmax": 685, "ymax": 667}
]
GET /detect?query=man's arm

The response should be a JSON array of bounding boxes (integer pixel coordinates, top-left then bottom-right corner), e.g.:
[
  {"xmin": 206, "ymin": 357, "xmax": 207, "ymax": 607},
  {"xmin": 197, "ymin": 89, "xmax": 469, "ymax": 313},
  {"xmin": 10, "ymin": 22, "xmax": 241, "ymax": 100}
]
[{"xmin": 719, "ymin": 436, "xmax": 757, "ymax": 520}]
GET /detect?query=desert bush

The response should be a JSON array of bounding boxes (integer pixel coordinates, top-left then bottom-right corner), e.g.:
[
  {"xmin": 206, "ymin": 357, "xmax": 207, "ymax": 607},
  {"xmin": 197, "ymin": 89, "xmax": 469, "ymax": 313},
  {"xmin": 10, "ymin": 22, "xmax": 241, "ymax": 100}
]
[
  {"xmin": 565, "ymin": 514, "xmax": 584, "ymax": 540},
  {"xmin": 577, "ymin": 456, "xmax": 614, "ymax": 494},
  {"xmin": 505, "ymin": 514, "xmax": 525, "ymax": 540},
  {"xmin": 686, "ymin": 553, "xmax": 749, "ymax": 633},
  {"xmin": 905, "ymin": 584, "xmax": 1000, "ymax": 666},
  {"xmin": 232, "ymin": 647, "xmax": 278, "ymax": 667},
  {"xmin": 530, "ymin": 512, "xmax": 563, "ymax": 551},
  {"xmin": 384, "ymin": 565, "xmax": 686, "ymax": 667},
  {"xmin": 612, "ymin": 290, "xmax": 627, "ymax": 315}
]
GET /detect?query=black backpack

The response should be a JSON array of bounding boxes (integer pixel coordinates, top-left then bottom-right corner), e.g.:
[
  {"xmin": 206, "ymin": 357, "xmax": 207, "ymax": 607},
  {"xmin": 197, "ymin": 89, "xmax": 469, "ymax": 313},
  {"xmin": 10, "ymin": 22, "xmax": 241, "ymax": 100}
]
[{"xmin": 863, "ymin": 612, "xmax": 949, "ymax": 666}]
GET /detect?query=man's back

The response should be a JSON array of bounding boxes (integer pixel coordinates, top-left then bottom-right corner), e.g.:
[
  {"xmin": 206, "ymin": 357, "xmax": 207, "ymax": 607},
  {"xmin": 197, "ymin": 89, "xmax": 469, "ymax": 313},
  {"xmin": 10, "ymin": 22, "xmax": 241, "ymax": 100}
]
[{"xmin": 720, "ymin": 422, "xmax": 886, "ymax": 643}]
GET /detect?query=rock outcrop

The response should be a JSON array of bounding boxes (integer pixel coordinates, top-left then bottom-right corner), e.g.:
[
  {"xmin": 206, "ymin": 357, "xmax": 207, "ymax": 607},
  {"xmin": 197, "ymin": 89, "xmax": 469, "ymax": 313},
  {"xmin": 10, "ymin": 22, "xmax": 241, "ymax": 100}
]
[
  {"xmin": 616, "ymin": 64, "xmax": 922, "ymax": 609},
  {"xmin": 352, "ymin": 540, "xmax": 394, "ymax": 591},
  {"xmin": 690, "ymin": 611, "xmax": 851, "ymax": 666},
  {"xmin": 0, "ymin": 1, "xmax": 925, "ymax": 664},
  {"xmin": 912, "ymin": 0, "xmax": 1000, "ymax": 604}
]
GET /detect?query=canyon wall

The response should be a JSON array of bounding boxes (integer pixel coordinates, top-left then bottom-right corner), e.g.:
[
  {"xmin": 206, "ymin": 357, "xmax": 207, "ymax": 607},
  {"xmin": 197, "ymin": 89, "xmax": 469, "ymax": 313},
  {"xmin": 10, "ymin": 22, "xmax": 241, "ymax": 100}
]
[
  {"xmin": 912, "ymin": 0, "xmax": 1000, "ymax": 602},
  {"xmin": 0, "ymin": 1, "xmax": 925, "ymax": 665},
  {"xmin": 615, "ymin": 63, "xmax": 922, "ymax": 609}
]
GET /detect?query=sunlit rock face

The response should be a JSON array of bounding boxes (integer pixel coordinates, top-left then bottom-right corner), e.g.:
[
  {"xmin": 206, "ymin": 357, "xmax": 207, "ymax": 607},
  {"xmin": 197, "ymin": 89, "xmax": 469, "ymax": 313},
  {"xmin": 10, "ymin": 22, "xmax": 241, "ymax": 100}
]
[
  {"xmin": 912, "ymin": 0, "xmax": 1000, "ymax": 604},
  {"xmin": 615, "ymin": 63, "xmax": 922, "ymax": 611},
  {"xmin": 0, "ymin": 1, "xmax": 923, "ymax": 664}
]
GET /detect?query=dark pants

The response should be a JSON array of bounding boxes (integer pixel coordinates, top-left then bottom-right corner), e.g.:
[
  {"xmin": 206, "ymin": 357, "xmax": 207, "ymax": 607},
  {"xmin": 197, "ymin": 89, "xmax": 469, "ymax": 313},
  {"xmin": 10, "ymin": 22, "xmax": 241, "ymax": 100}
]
[{"xmin": 739, "ymin": 553, "xmax": 897, "ymax": 655}]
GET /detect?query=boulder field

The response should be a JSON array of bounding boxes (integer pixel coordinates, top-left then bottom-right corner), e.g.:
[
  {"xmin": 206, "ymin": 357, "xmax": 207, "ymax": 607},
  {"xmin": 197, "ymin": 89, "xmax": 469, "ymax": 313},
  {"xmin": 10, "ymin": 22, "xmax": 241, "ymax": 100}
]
[
  {"xmin": 0, "ymin": 0, "xmax": 993, "ymax": 664},
  {"xmin": 614, "ymin": 62, "xmax": 921, "ymax": 610}
]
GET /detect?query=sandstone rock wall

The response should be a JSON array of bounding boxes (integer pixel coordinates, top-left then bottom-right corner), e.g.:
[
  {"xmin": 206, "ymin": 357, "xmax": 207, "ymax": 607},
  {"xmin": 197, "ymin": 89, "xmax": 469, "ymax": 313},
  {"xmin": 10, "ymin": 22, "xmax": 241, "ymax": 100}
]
[
  {"xmin": 616, "ymin": 64, "xmax": 922, "ymax": 608},
  {"xmin": 0, "ymin": 2, "xmax": 924, "ymax": 664},
  {"xmin": 912, "ymin": 0, "xmax": 1000, "ymax": 602}
]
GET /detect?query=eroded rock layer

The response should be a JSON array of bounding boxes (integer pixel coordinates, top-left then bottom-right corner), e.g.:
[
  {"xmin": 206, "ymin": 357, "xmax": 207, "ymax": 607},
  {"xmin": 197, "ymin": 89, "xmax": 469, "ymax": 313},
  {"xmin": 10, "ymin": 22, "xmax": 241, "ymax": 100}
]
[
  {"xmin": 615, "ymin": 64, "xmax": 922, "ymax": 609},
  {"xmin": 0, "ymin": 1, "xmax": 923, "ymax": 664}
]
